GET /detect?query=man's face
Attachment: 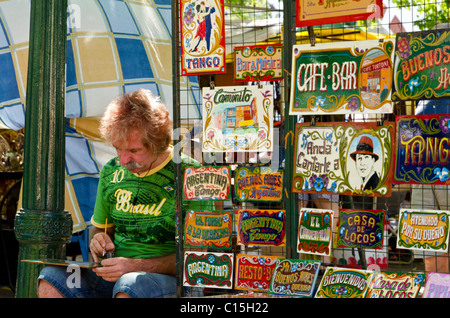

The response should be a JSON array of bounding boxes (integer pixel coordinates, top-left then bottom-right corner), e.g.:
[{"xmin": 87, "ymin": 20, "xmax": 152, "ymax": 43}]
[
  {"xmin": 355, "ymin": 153, "xmax": 376, "ymax": 178},
  {"xmin": 113, "ymin": 129, "xmax": 154, "ymax": 174}
]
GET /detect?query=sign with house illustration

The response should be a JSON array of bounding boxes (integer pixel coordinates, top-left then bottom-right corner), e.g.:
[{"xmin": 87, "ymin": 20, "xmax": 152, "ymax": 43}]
[
  {"xmin": 397, "ymin": 208, "xmax": 450, "ymax": 253},
  {"xmin": 234, "ymin": 166, "xmax": 283, "ymax": 202},
  {"xmin": 365, "ymin": 272, "xmax": 425, "ymax": 298},
  {"xmin": 290, "ymin": 40, "xmax": 394, "ymax": 115},
  {"xmin": 180, "ymin": 0, "xmax": 226, "ymax": 75},
  {"xmin": 394, "ymin": 115, "xmax": 450, "ymax": 184},
  {"xmin": 268, "ymin": 259, "xmax": 321, "ymax": 297},
  {"xmin": 183, "ymin": 251, "xmax": 233, "ymax": 289},
  {"xmin": 183, "ymin": 165, "xmax": 231, "ymax": 200},
  {"xmin": 202, "ymin": 85, "xmax": 274, "ymax": 152},
  {"xmin": 293, "ymin": 121, "xmax": 395, "ymax": 197},
  {"xmin": 184, "ymin": 210, "xmax": 233, "ymax": 249},
  {"xmin": 315, "ymin": 267, "xmax": 374, "ymax": 298},
  {"xmin": 233, "ymin": 44, "xmax": 283, "ymax": 82},
  {"xmin": 393, "ymin": 28, "xmax": 450, "ymax": 101},
  {"xmin": 297, "ymin": 208, "xmax": 334, "ymax": 256}
]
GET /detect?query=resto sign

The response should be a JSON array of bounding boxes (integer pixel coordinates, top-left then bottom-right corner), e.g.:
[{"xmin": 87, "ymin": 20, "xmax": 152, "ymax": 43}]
[
  {"xmin": 234, "ymin": 254, "xmax": 281, "ymax": 292},
  {"xmin": 290, "ymin": 40, "xmax": 394, "ymax": 115},
  {"xmin": 393, "ymin": 29, "xmax": 450, "ymax": 101}
]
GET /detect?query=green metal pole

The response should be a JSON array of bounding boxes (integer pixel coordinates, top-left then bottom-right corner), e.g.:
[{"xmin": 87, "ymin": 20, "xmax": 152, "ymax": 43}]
[
  {"xmin": 14, "ymin": 0, "xmax": 72, "ymax": 298},
  {"xmin": 283, "ymin": 0, "xmax": 298, "ymax": 259}
]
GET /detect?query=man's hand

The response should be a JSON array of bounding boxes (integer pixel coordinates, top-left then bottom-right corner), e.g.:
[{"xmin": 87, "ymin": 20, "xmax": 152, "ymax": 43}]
[
  {"xmin": 89, "ymin": 232, "xmax": 115, "ymax": 264},
  {"xmin": 93, "ymin": 257, "xmax": 132, "ymax": 282}
]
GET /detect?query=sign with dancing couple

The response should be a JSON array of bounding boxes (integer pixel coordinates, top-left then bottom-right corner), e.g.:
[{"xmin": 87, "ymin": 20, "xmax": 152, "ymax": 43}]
[{"xmin": 293, "ymin": 121, "xmax": 395, "ymax": 197}]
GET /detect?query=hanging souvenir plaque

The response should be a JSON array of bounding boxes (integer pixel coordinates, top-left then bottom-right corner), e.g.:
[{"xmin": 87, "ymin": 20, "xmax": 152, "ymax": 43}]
[
  {"xmin": 180, "ymin": 0, "xmax": 226, "ymax": 75},
  {"xmin": 290, "ymin": 40, "xmax": 394, "ymax": 115},
  {"xmin": 233, "ymin": 44, "xmax": 283, "ymax": 82},
  {"xmin": 293, "ymin": 121, "xmax": 394, "ymax": 197},
  {"xmin": 337, "ymin": 209, "xmax": 385, "ymax": 249},
  {"xmin": 234, "ymin": 166, "xmax": 283, "ymax": 202},
  {"xmin": 236, "ymin": 209, "xmax": 286, "ymax": 247},
  {"xmin": 422, "ymin": 272, "xmax": 450, "ymax": 298},
  {"xmin": 295, "ymin": 0, "xmax": 382, "ymax": 27},
  {"xmin": 202, "ymin": 85, "xmax": 274, "ymax": 152},
  {"xmin": 393, "ymin": 29, "xmax": 450, "ymax": 101},
  {"xmin": 183, "ymin": 251, "xmax": 233, "ymax": 289},
  {"xmin": 269, "ymin": 259, "xmax": 321, "ymax": 297},
  {"xmin": 183, "ymin": 166, "xmax": 231, "ymax": 200},
  {"xmin": 297, "ymin": 208, "xmax": 334, "ymax": 256},
  {"xmin": 234, "ymin": 254, "xmax": 282, "ymax": 292},
  {"xmin": 397, "ymin": 208, "xmax": 450, "ymax": 253},
  {"xmin": 366, "ymin": 271, "xmax": 425, "ymax": 298},
  {"xmin": 394, "ymin": 115, "xmax": 450, "ymax": 184},
  {"xmin": 315, "ymin": 267, "xmax": 374, "ymax": 298},
  {"xmin": 184, "ymin": 210, "xmax": 233, "ymax": 249}
]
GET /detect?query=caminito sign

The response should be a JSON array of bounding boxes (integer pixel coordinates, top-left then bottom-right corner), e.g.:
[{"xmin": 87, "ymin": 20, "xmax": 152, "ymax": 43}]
[
  {"xmin": 393, "ymin": 29, "xmax": 450, "ymax": 101},
  {"xmin": 290, "ymin": 40, "xmax": 394, "ymax": 115},
  {"xmin": 394, "ymin": 115, "xmax": 450, "ymax": 184}
]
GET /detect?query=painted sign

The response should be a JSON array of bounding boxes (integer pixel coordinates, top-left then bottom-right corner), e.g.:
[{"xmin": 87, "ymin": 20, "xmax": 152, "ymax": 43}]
[
  {"xmin": 394, "ymin": 115, "xmax": 450, "ymax": 184},
  {"xmin": 297, "ymin": 208, "xmax": 334, "ymax": 256},
  {"xmin": 184, "ymin": 210, "xmax": 233, "ymax": 249},
  {"xmin": 293, "ymin": 121, "xmax": 394, "ymax": 197},
  {"xmin": 422, "ymin": 272, "xmax": 450, "ymax": 298},
  {"xmin": 234, "ymin": 254, "xmax": 281, "ymax": 292},
  {"xmin": 233, "ymin": 44, "xmax": 283, "ymax": 82},
  {"xmin": 295, "ymin": 0, "xmax": 382, "ymax": 27},
  {"xmin": 183, "ymin": 251, "xmax": 233, "ymax": 289},
  {"xmin": 269, "ymin": 259, "xmax": 321, "ymax": 297},
  {"xmin": 315, "ymin": 267, "xmax": 374, "ymax": 298},
  {"xmin": 180, "ymin": 0, "xmax": 226, "ymax": 75},
  {"xmin": 183, "ymin": 166, "xmax": 231, "ymax": 200},
  {"xmin": 393, "ymin": 29, "xmax": 450, "ymax": 101},
  {"xmin": 202, "ymin": 85, "xmax": 274, "ymax": 152},
  {"xmin": 397, "ymin": 208, "xmax": 450, "ymax": 252},
  {"xmin": 290, "ymin": 40, "xmax": 394, "ymax": 115},
  {"xmin": 234, "ymin": 166, "xmax": 283, "ymax": 202},
  {"xmin": 337, "ymin": 209, "xmax": 385, "ymax": 249},
  {"xmin": 236, "ymin": 209, "xmax": 286, "ymax": 246},
  {"xmin": 366, "ymin": 272, "xmax": 425, "ymax": 298}
]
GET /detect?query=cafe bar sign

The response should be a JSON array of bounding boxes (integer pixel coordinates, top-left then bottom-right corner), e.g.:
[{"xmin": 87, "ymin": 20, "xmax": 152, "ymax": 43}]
[
  {"xmin": 290, "ymin": 40, "xmax": 394, "ymax": 115},
  {"xmin": 393, "ymin": 29, "xmax": 450, "ymax": 101},
  {"xmin": 293, "ymin": 121, "xmax": 395, "ymax": 197},
  {"xmin": 394, "ymin": 115, "xmax": 450, "ymax": 184}
]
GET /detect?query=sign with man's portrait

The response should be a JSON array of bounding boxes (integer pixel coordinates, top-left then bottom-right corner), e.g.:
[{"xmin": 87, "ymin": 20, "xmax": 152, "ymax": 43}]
[{"xmin": 293, "ymin": 122, "xmax": 395, "ymax": 197}]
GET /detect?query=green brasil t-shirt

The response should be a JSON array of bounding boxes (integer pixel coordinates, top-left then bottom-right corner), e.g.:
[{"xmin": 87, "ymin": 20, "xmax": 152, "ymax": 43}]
[{"xmin": 91, "ymin": 150, "xmax": 201, "ymax": 259}]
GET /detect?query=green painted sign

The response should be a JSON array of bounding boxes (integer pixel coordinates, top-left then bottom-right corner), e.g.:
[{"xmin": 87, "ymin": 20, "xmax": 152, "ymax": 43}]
[{"xmin": 393, "ymin": 29, "xmax": 450, "ymax": 100}]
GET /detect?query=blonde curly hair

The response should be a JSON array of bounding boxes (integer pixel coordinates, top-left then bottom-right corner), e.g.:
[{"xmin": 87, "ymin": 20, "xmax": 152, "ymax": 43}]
[{"xmin": 100, "ymin": 89, "xmax": 172, "ymax": 154}]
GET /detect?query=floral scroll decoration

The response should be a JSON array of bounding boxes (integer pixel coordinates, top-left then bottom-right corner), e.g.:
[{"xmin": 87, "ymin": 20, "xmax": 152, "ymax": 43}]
[
  {"xmin": 202, "ymin": 86, "xmax": 273, "ymax": 152},
  {"xmin": 293, "ymin": 123, "xmax": 394, "ymax": 197},
  {"xmin": 393, "ymin": 29, "xmax": 450, "ymax": 101}
]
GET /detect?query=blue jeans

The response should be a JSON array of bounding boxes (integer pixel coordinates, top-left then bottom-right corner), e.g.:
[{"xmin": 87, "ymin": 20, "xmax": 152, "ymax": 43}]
[{"xmin": 38, "ymin": 266, "xmax": 177, "ymax": 298}]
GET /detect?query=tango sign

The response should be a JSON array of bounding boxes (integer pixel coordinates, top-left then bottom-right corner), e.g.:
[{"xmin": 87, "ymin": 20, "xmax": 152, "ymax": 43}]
[
  {"xmin": 183, "ymin": 166, "xmax": 231, "ymax": 200},
  {"xmin": 237, "ymin": 209, "xmax": 286, "ymax": 247}
]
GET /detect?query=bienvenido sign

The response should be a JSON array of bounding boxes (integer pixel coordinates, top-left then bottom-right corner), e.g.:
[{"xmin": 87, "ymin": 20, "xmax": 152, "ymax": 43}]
[
  {"xmin": 315, "ymin": 267, "xmax": 374, "ymax": 298},
  {"xmin": 290, "ymin": 40, "xmax": 394, "ymax": 115},
  {"xmin": 393, "ymin": 29, "xmax": 450, "ymax": 100},
  {"xmin": 394, "ymin": 115, "xmax": 450, "ymax": 184}
]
